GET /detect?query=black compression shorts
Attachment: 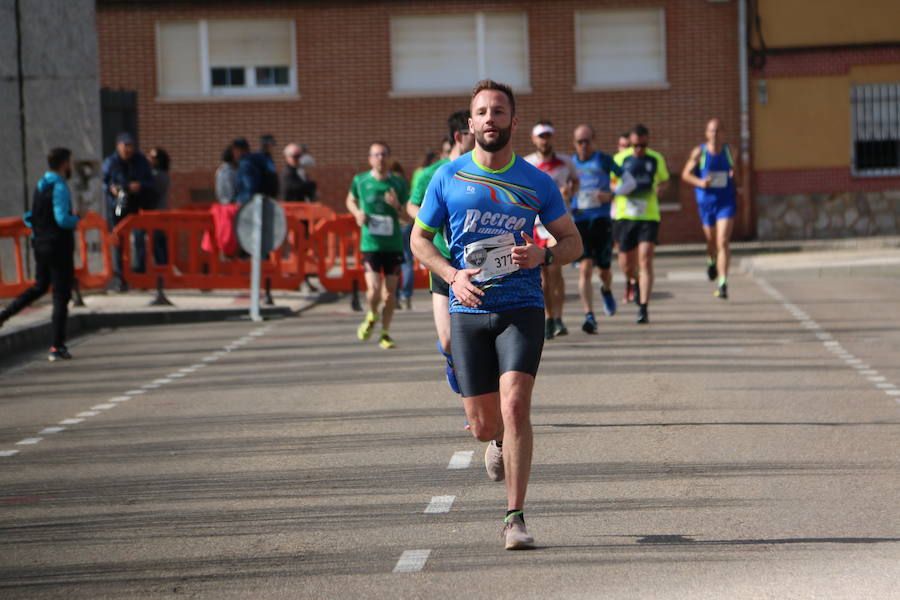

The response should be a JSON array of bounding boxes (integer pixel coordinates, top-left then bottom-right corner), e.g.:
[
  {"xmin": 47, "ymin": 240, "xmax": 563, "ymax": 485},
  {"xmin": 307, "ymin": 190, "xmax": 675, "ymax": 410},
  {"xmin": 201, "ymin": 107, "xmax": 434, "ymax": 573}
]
[
  {"xmin": 429, "ymin": 271, "xmax": 449, "ymax": 297},
  {"xmin": 450, "ymin": 306, "xmax": 545, "ymax": 397},
  {"xmin": 613, "ymin": 220, "xmax": 659, "ymax": 253},
  {"xmin": 362, "ymin": 251, "xmax": 404, "ymax": 275},
  {"xmin": 576, "ymin": 217, "xmax": 613, "ymax": 269}
]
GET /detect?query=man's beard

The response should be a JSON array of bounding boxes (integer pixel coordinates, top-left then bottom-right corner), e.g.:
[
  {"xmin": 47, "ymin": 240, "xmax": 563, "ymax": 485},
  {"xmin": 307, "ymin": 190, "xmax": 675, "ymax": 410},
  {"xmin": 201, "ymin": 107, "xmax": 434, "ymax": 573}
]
[{"xmin": 475, "ymin": 124, "xmax": 512, "ymax": 153}]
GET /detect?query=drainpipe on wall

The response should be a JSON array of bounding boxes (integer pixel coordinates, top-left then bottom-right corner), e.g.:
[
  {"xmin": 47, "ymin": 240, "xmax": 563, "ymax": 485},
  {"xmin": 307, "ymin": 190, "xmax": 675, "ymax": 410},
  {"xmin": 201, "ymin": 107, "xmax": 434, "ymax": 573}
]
[
  {"xmin": 14, "ymin": 0, "xmax": 29, "ymax": 214},
  {"xmin": 737, "ymin": 0, "xmax": 755, "ymax": 239}
]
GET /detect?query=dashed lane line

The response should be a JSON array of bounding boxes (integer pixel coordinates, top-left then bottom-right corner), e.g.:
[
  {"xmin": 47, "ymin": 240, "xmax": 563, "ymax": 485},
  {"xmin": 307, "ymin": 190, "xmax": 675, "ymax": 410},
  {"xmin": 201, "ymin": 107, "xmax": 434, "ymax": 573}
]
[
  {"xmin": 756, "ymin": 278, "xmax": 900, "ymax": 405},
  {"xmin": 393, "ymin": 549, "xmax": 431, "ymax": 574},
  {"xmin": 424, "ymin": 496, "xmax": 456, "ymax": 514},
  {"xmin": 447, "ymin": 450, "xmax": 474, "ymax": 469}
]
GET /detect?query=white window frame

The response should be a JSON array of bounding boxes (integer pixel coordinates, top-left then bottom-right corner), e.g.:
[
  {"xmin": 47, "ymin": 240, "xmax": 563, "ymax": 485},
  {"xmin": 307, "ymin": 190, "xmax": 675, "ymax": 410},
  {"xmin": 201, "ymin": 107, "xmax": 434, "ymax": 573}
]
[
  {"xmin": 155, "ymin": 19, "xmax": 298, "ymax": 101},
  {"xmin": 573, "ymin": 8, "xmax": 668, "ymax": 92},
  {"xmin": 388, "ymin": 12, "xmax": 531, "ymax": 97}
]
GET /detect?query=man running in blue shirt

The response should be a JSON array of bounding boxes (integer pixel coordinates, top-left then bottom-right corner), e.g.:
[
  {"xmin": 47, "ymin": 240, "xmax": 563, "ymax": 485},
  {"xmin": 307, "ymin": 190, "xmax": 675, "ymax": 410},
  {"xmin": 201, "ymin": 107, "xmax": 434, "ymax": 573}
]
[
  {"xmin": 681, "ymin": 118, "xmax": 738, "ymax": 299},
  {"xmin": 412, "ymin": 80, "xmax": 582, "ymax": 550},
  {"xmin": 571, "ymin": 124, "xmax": 635, "ymax": 334}
]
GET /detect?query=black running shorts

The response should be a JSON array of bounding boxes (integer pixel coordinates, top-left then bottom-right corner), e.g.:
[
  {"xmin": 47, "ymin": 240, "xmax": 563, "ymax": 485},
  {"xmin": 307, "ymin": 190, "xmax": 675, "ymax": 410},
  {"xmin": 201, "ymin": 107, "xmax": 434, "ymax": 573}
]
[
  {"xmin": 362, "ymin": 251, "xmax": 404, "ymax": 275},
  {"xmin": 613, "ymin": 219, "xmax": 659, "ymax": 253},
  {"xmin": 576, "ymin": 217, "xmax": 613, "ymax": 269},
  {"xmin": 429, "ymin": 271, "xmax": 449, "ymax": 297},
  {"xmin": 450, "ymin": 306, "xmax": 545, "ymax": 397}
]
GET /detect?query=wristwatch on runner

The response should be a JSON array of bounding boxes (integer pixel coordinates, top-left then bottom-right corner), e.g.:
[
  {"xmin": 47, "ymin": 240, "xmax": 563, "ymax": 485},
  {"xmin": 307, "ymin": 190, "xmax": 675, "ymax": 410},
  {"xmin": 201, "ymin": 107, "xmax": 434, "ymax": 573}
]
[{"xmin": 544, "ymin": 248, "xmax": 555, "ymax": 266}]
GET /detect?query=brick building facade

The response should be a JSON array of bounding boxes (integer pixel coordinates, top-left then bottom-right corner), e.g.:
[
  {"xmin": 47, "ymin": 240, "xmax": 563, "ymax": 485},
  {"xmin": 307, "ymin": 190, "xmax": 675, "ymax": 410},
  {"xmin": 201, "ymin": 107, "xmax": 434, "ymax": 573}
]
[{"xmin": 97, "ymin": 0, "xmax": 744, "ymax": 244}]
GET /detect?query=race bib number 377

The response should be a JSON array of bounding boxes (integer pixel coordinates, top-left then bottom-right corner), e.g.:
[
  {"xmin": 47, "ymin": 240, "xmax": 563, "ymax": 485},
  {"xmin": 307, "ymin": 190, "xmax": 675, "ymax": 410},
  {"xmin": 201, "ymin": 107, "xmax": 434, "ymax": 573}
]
[{"xmin": 464, "ymin": 233, "xmax": 518, "ymax": 283}]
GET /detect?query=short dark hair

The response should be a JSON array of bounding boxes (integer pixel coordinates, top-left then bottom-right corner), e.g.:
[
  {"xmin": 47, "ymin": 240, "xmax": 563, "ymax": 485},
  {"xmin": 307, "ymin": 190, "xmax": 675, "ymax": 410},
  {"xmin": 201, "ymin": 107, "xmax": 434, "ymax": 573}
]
[
  {"xmin": 447, "ymin": 109, "xmax": 471, "ymax": 142},
  {"xmin": 471, "ymin": 79, "xmax": 516, "ymax": 115},
  {"xmin": 150, "ymin": 147, "xmax": 170, "ymax": 172},
  {"xmin": 222, "ymin": 146, "xmax": 234, "ymax": 164},
  {"xmin": 619, "ymin": 131, "xmax": 631, "ymax": 139},
  {"xmin": 232, "ymin": 137, "xmax": 250, "ymax": 151},
  {"xmin": 47, "ymin": 147, "xmax": 71, "ymax": 170},
  {"xmin": 631, "ymin": 124, "xmax": 650, "ymax": 138},
  {"xmin": 534, "ymin": 119, "xmax": 553, "ymax": 127}
]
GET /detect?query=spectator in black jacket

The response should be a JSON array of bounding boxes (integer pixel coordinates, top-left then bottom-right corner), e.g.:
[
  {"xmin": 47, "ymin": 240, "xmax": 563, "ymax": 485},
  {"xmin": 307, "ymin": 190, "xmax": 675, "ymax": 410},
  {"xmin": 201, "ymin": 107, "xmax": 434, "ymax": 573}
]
[
  {"xmin": 102, "ymin": 132, "xmax": 157, "ymax": 289},
  {"xmin": 234, "ymin": 136, "xmax": 279, "ymax": 203},
  {"xmin": 282, "ymin": 143, "xmax": 317, "ymax": 202}
]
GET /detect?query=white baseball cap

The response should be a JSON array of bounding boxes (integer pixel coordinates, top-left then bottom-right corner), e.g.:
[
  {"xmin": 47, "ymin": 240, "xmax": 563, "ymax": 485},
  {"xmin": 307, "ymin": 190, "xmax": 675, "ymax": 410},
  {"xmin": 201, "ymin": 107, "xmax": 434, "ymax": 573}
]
[{"xmin": 532, "ymin": 123, "xmax": 555, "ymax": 137}]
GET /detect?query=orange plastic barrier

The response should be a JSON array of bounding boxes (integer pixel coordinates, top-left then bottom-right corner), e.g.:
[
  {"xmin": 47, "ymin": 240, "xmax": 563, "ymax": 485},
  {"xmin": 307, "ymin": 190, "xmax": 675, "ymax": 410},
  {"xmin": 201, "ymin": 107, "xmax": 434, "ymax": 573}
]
[
  {"xmin": 0, "ymin": 211, "xmax": 112, "ymax": 298},
  {"xmin": 111, "ymin": 209, "xmax": 313, "ymax": 291},
  {"xmin": 312, "ymin": 214, "xmax": 429, "ymax": 293}
]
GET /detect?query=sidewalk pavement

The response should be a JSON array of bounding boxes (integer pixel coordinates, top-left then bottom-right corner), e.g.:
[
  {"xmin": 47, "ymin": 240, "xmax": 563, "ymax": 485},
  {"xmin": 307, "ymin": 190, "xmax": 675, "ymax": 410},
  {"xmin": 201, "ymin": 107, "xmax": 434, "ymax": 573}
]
[
  {"xmin": 0, "ymin": 287, "xmax": 325, "ymax": 360},
  {"xmin": 3, "ymin": 235, "xmax": 899, "ymax": 360}
]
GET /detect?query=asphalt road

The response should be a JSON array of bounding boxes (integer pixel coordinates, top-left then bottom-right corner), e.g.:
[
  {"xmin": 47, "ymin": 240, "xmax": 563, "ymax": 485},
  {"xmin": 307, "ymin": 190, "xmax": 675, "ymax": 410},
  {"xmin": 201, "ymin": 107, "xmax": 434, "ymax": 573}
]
[{"xmin": 1, "ymin": 256, "xmax": 898, "ymax": 599}]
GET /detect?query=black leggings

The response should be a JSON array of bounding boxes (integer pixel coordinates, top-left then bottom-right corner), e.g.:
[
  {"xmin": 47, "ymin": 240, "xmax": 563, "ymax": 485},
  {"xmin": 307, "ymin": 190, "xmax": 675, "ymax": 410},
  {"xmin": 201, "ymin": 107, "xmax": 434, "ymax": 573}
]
[{"xmin": 1, "ymin": 242, "xmax": 73, "ymax": 347}]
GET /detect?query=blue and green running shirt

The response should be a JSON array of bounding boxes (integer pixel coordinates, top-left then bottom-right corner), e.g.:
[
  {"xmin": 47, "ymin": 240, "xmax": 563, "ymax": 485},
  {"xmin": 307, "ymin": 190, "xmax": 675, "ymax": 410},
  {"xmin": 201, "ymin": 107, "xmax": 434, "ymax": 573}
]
[{"xmin": 416, "ymin": 152, "xmax": 566, "ymax": 314}]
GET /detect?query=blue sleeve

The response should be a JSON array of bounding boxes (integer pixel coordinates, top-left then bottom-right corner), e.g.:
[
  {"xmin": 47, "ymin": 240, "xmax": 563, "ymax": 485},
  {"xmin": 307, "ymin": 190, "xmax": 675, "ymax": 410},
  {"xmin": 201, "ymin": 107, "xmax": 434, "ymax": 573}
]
[
  {"xmin": 134, "ymin": 155, "xmax": 157, "ymax": 192},
  {"xmin": 538, "ymin": 178, "xmax": 566, "ymax": 224},
  {"xmin": 414, "ymin": 166, "xmax": 448, "ymax": 233},
  {"xmin": 52, "ymin": 182, "xmax": 79, "ymax": 229},
  {"xmin": 236, "ymin": 159, "xmax": 258, "ymax": 204}
]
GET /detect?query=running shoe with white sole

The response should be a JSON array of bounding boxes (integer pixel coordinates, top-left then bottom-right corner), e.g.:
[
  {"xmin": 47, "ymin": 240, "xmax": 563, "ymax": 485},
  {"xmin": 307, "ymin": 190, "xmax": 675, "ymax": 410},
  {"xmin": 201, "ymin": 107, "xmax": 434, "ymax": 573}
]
[
  {"xmin": 553, "ymin": 319, "xmax": 568, "ymax": 337},
  {"xmin": 48, "ymin": 346, "xmax": 72, "ymax": 361},
  {"xmin": 379, "ymin": 334, "xmax": 396, "ymax": 349},
  {"xmin": 484, "ymin": 440, "xmax": 504, "ymax": 482},
  {"xmin": 715, "ymin": 283, "xmax": 728, "ymax": 300},
  {"xmin": 502, "ymin": 513, "xmax": 535, "ymax": 550}
]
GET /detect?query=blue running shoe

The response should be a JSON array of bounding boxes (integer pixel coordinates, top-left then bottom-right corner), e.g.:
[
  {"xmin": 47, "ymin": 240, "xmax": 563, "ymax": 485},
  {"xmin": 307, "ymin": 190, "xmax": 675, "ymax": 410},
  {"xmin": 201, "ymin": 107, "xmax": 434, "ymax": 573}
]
[
  {"xmin": 601, "ymin": 288, "xmax": 617, "ymax": 316},
  {"xmin": 437, "ymin": 340, "xmax": 461, "ymax": 395}
]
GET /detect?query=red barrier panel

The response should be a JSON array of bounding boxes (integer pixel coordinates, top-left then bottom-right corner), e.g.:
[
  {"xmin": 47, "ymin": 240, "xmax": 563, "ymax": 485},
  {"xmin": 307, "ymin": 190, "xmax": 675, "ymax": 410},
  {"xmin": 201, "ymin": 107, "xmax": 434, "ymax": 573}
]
[
  {"xmin": 312, "ymin": 214, "xmax": 429, "ymax": 293},
  {"xmin": 0, "ymin": 211, "xmax": 112, "ymax": 298},
  {"xmin": 111, "ymin": 209, "xmax": 312, "ymax": 291}
]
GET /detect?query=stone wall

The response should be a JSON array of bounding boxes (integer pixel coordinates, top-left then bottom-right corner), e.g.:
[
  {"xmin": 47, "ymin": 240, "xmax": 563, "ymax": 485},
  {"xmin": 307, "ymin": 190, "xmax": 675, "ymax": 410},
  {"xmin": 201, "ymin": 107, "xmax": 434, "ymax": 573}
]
[{"xmin": 756, "ymin": 190, "xmax": 900, "ymax": 240}]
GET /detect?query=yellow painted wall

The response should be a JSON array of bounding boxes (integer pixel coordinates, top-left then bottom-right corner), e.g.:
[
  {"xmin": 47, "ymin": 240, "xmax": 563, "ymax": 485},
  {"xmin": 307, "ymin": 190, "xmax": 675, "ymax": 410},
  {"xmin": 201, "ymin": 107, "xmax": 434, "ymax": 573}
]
[
  {"xmin": 758, "ymin": 0, "xmax": 900, "ymax": 48},
  {"xmin": 753, "ymin": 64, "xmax": 900, "ymax": 170}
]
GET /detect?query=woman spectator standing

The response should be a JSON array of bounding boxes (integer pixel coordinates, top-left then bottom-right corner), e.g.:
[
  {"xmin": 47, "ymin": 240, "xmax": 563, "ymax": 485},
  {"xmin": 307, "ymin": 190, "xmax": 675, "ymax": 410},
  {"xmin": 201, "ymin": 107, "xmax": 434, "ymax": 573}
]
[{"xmin": 202, "ymin": 145, "xmax": 240, "ymax": 259}]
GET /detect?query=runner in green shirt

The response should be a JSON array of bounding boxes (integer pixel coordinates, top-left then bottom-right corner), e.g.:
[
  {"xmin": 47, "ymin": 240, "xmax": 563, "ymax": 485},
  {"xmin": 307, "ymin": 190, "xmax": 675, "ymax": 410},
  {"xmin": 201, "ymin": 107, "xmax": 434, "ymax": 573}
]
[
  {"xmin": 407, "ymin": 109, "xmax": 474, "ymax": 396},
  {"xmin": 346, "ymin": 142, "xmax": 408, "ymax": 349}
]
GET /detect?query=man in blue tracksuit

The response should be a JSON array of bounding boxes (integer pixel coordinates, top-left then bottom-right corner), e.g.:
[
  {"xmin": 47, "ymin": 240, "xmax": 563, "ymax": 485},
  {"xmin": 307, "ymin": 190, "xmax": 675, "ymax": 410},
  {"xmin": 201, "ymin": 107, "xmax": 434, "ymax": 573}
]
[
  {"xmin": 234, "ymin": 135, "xmax": 280, "ymax": 204},
  {"xmin": 0, "ymin": 148, "xmax": 80, "ymax": 361}
]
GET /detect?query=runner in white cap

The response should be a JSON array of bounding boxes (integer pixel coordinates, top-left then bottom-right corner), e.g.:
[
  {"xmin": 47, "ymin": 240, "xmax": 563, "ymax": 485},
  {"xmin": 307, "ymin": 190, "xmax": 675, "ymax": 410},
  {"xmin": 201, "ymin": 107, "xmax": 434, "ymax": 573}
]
[{"xmin": 524, "ymin": 121, "xmax": 579, "ymax": 339}]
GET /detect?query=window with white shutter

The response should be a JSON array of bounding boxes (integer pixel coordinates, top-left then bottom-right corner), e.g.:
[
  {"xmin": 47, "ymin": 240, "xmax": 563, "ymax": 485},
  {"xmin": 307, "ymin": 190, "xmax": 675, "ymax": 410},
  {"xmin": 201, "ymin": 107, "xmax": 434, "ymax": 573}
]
[
  {"xmin": 575, "ymin": 9, "xmax": 667, "ymax": 90},
  {"xmin": 390, "ymin": 13, "xmax": 529, "ymax": 96},
  {"xmin": 156, "ymin": 20, "xmax": 297, "ymax": 99}
]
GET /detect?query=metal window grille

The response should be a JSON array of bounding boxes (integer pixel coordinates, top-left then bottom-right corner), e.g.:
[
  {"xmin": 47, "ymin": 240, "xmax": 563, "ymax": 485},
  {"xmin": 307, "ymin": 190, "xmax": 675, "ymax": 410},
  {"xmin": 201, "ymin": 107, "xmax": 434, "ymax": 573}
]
[{"xmin": 851, "ymin": 83, "xmax": 900, "ymax": 176}]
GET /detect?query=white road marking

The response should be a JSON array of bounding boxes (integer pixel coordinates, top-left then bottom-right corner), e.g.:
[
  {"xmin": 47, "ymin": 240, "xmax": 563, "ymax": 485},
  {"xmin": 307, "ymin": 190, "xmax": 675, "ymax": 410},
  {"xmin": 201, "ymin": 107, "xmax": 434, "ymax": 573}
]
[
  {"xmin": 392, "ymin": 549, "xmax": 431, "ymax": 573},
  {"xmin": 447, "ymin": 450, "xmax": 474, "ymax": 469},
  {"xmin": 757, "ymin": 277, "xmax": 896, "ymax": 405},
  {"xmin": 39, "ymin": 427, "xmax": 65, "ymax": 435},
  {"xmin": 153, "ymin": 378, "xmax": 173, "ymax": 384},
  {"xmin": 16, "ymin": 438, "xmax": 42, "ymax": 445},
  {"xmin": 125, "ymin": 389, "xmax": 146, "ymax": 395},
  {"xmin": 424, "ymin": 496, "xmax": 456, "ymax": 514},
  {"xmin": 110, "ymin": 396, "xmax": 131, "ymax": 403},
  {"xmin": 179, "ymin": 367, "xmax": 195, "ymax": 373},
  {"xmin": 167, "ymin": 373, "xmax": 186, "ymax": 378},
  {"xmin": 0, "ymin": 450, "xmax": 19, "ymax": 457},
  {"xmin": 59, "ymin": 419, "xmax": 84, "ymax": 425},
  {"xmin": 213, "ymin": 351, "xmax": 226, "ymax": 357},
  {"xmin": 202, "ymin": 356, "xmax": 219, "ymax": 362},
  {"xmin": 77, "ymin": 411, "xmax": 99, "ymax": 417},
  {"xmin": 191, "ymin": 363, "xmax": 206, "ymax": 369},
  {"xmin": 142, "ymin": 384, "xmax": 161, "ymax": 389},
  {"xmin": 91, "ymin": 404, "xmax": 116, "ymax": 410}
]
